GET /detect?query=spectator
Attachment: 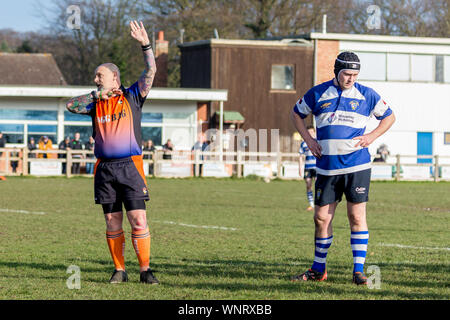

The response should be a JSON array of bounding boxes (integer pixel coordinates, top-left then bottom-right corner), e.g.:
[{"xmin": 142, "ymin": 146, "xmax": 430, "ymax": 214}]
[
  {"xmin": 28, "ymin": 137, "xmax": 37, "ymax": 158},
  {"xmin": 0, "ymin": 132, "xmax": 4, "ymax": 149},
  {"xmin": 58, "ymin": 136, "xmax": 71, "ymax": 174},
  {"xmin": 143, "ymin": 139, "xmax": 155, "ymax": 175},
  {"xmin": 0, "ymin": 132, "xmax": 4, "ymax": 180},
  {"xmin": 38, "ymin": 136, "xmax": 54, "ymax": 159},
  {"xmin": 71, "ymin": 132, "xmax": 84, "ymax": 174},
  {"xmin": 162, "ymin": 139, "xmax": 173, "ymax": 160},
  {"xmin": 10, "ymin": 150, "xmax": 19, "ymax": 173},
  {"xmin": 0, "ymin": 132, "xmax": 5, "ymax": 157},
  {"xmin": 192, "ymin": 133, "xmax": 208, "ymax": 176},
  {"xmin": 85, "ymin": 136, "xmax": 95, "ymax": 174},
  {"xmin": 374, "ymin": 144, "xmax": 390, "ymax": 163}
]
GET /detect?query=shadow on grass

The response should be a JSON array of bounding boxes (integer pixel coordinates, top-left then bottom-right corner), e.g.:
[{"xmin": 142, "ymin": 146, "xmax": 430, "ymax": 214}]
[{"xmin": 0, "ymin": 258, "xmax": 447, "ymax": 299}]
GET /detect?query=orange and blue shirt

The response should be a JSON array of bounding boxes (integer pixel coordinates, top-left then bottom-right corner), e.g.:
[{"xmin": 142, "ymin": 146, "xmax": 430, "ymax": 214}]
[{"xmin": 83, "ymin": 82, "xmax": 146, "ymax": 160}]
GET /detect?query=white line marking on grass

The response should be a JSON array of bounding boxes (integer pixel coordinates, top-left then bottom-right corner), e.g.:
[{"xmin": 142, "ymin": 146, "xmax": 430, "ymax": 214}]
[
  {"xmin": 0, "ymin": 208, "xmax": 46, "ymax": 215},
  {"xmin": 378, "ymin": 243, "xmax": 450, "ymax": 251},
  {"xmin": 153, "ymin": 220, "xmax": 237, "ymax": 231}
]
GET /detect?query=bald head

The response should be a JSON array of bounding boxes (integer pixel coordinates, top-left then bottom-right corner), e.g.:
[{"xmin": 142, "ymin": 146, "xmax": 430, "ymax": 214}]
[{"xmin": 94, "ymin": 63, "xmax": 121, "ymax": 90}]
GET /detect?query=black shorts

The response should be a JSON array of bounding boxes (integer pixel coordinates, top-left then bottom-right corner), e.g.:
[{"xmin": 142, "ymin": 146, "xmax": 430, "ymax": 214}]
[
  {"xmin": 304, "ymin": 169, "xmax": 317, "ymax": 179},
  {"xmin": 94, "ymin": 156, "xmax": 149, "ymax": 204},
  {"xmin": 315, "ymin": 169, "xmax": 371, "ymax": 206}
]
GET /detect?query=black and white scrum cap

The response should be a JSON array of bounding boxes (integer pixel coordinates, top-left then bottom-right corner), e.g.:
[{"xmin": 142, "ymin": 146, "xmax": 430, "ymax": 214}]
[{"xmin": 334, "ymin": 51, "xmax": 361, "ymax": 79}]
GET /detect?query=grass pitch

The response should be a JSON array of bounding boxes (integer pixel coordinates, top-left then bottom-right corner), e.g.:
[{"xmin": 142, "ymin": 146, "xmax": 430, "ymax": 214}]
[{"xmin": 0, "ymin": 177, "xmax": 448, "ymax": 300}]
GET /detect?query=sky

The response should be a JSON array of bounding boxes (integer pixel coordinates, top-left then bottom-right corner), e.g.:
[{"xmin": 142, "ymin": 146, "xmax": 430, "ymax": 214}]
[{"xmin": 0, "ymin": 0, "xmax": 55, "ymax": 33}]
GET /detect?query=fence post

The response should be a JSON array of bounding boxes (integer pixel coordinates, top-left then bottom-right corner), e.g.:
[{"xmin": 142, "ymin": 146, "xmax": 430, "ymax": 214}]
[
  {"xmin": 150, "ymin": 152, "xmax": 155, "ymax": 177},
  {"xmin": 237, "ymin": 150, "xmax": 242, "ymax": 178},
  {"xmin": 153, "ymin": 151, "xmax": 159, "ymax": 177},
  {"xmin": 434, "ymin": 155, "xmax": 439, "ymax": 182},
  {"xmin": 194, "ymin": 150, "xmax": 199, "ymax": 177},
  {"xmin": 22, "ymin": 147, "xmax": 28, "ymax": 176},
  {"xmin": 277, "ymin": 151, "xmax": 282, "ymax": 178},
  {"xmin": 66, "ymin": 150, "xmax": 72, "ymax": 178},
  {"xmin": 395, "ymin": 154, "xmax": 401, "ymax": 181}
]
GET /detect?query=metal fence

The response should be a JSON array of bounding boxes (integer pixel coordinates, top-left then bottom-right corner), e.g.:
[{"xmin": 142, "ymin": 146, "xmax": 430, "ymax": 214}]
[{"xmin": 1, "ymin": 147, "xmax": 450, "ymax": 181}]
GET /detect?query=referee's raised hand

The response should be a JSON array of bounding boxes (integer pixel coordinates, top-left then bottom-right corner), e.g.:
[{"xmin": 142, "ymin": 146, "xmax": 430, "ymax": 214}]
[{"xmin": 130, "ymin": 20, "xmax": 150, "ymax": 46}]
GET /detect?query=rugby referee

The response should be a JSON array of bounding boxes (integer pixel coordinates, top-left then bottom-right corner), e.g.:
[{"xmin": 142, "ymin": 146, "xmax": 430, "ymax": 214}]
[
  {"xmin": 66, "ymin": 21, "xmax": 158, "ymax": 284},
  {"xmin": 290, "ymin": 52, "xmax": 395, "ymax": 285}
]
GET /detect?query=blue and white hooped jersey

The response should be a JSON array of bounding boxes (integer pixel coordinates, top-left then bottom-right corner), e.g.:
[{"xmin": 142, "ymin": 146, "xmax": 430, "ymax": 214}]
[
  {"xmin": 293, "ymin": 79, "xmax": 393, "ymax": 176},
  {"xmin": 299, "ymin": 141, "xmax": 316, "ymax": 170}
]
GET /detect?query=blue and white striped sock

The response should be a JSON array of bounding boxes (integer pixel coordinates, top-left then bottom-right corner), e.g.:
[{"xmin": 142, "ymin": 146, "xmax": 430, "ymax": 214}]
[
  {"xmin": 351, "ymin": 231, "xmax": 369, "ymax": 274},
  {"xmin": 307, "ymin": 191, "xmax": 314, "ymax": 206},
  {"xmin": 311, "ymin": 235, "xmax": 333, "ymax": 273}
]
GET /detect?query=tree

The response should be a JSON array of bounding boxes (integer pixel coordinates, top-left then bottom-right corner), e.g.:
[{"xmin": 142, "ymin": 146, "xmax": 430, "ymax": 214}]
[
  {"xmin": 37, "ymin": 0, "xmax": 144, "ymax": 85},
  {"xmin": 16, "ymin": 40, "xmax": 35, "ymax": 53},
  {"xmin": 1, "ymin": 41, "xmax": 11, "ymax": 53}
]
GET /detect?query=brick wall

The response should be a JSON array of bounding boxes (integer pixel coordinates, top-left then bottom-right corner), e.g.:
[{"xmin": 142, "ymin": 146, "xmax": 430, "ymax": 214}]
[{"xmin": 316, "ymin": 40, "xmax": 340, "ymax": 85}]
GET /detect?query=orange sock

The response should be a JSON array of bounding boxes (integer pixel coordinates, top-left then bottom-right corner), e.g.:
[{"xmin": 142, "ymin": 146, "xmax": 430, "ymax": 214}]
[
  {"xmin": 131, "ymin": 227, "xmax": 151, "ymax": 271},
  {"xmin": 106, "ymin": 229, "xmax": 125, "ymax": 271}
]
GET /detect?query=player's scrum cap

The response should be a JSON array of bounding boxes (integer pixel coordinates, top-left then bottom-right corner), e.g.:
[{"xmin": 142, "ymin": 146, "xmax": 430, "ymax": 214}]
[{"xmin": 334, "ymin": 51, "xmax": 360, "ymax": 79}]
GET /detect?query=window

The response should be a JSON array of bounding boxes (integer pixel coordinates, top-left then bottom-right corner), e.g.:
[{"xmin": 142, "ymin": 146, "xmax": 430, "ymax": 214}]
[
  {"xmin": 162, "ymin": 112, "xmax": 192, "ymax": 124},
  {"xmin": 444, "ymin": 56, "xmax": 450, "ymax": 83},
  {"xmin": 142, "ymin": 112, "xmax": 163, "ymax": 123},
  {"xmin": 164, "ymin": 127, "xmax": 192, "ymax": 149},
  {"xmin": 411, "ymin": 54, "xmax": 434, "ymax": 82},
  {"xmin": 64, "ymin": 111, "xmax": 90, "ymax": 122},
  {"xmin": 142, "ymin": 127, "xmax": 162, "ymax": 146},
  {"xmin": 387, "ymin": 53, "xmax": 410, "ymax": 81},
  {"xmin": 0, "ymin": 109, "xmax": 57, "ymax": 121},
  {"xmin": 435, "ymin": 56, "xmax": 444, "ymax": 83},
  {"xmin": 64, "ymin": 125, "xmax": 93, "ymax": 144},
  {"xmin": 445, "ymin": 133, "xmax": 450, "ymax": 145},
  {"xmin": 28, "ymin": 124, "xmax": 57, "ymax": 144},
  {"xmin": 0, "ymin": 124, "xmax": 24, "ymax": 143},
  {"xmin": 357, "ymin": 52, "xmax": 386, "ymax": 81},
  {"xmin": 271, "ymin": 65, "xmax": 295, "ymax": 90}
]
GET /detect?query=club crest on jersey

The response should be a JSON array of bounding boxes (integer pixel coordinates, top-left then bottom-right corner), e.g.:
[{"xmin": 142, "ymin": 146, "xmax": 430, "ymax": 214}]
[
  {"xmin": 349, "ymin": 100, "xmax": 359, "ymax": 110},
  {"xmin": 320, "ymin": 102, "xmax": 332, "ymax": 109}
]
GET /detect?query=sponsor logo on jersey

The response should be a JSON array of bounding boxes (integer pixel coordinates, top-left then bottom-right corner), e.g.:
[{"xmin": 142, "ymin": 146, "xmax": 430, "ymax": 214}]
[
  {"xmin": 327, "ymin": 113, "xmax": 336, "ymax": 124},
  {"xmin": 350, "ymin": 100, "xmax": 359, "ymax": 110},
  {"xmin": 320, "ymin": 102, "xmax": 332, "ymax": 109},
  {"xmin": 96, "ymin": 111, "xmax": 127, "ymax": 124}
]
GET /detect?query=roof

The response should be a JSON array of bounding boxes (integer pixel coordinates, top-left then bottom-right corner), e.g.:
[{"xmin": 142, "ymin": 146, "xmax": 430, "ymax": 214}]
[
  {"xmin": 179, "ymin": 38, "xmax": 312, "ymax": 48},
  {"xmin": 0, "ymin": 53, "xmax": 67, "ymax": 86},
  {"xmin": 0, "ymin": 85, "xmax": 228, "ymax": 102},
  {"xmin": 179, "ymin": 32, "xmax": 450, "ymax": 49},
  {"xmin": 308, "ymin": 32, "xmax": 450, "ymax": 45},
  {"xmin": 215, "ymin": 111, "xmax": 245, "ymax": 123}
]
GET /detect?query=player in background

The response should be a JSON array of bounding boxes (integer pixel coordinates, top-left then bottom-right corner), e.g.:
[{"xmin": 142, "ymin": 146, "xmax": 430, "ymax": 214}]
[
  {"xmin": 66, "ymin": 21, "xmax": 159, "ymax": 285},
  {"xmin": 290, "ymin": 52, "xmax": 395, "ymax": 285},
  {"xmin": 298, "ymin": 125, "xmax": 317, "ymax": 211}
]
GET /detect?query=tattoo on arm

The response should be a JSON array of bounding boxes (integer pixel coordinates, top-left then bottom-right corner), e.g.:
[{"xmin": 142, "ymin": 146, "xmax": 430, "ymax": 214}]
[
  {"xmin": 66, "ymin": 92, "xmax": 96, "ymax": 114},
  {"xmin": 138, "ymin": 48, "xmax": 157, "ymax": 98}
]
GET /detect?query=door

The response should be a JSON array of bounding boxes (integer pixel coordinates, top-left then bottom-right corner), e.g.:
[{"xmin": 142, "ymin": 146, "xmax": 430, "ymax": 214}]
[{"xmin": 417, "ymin": 132, "xmax": 433, "ymax": 164}]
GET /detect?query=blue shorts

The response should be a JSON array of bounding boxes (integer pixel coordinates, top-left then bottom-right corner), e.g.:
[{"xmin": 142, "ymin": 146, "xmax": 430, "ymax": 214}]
[{"xmin": 314, "ymin": 169, "xmax": 371, "ymax": 206}]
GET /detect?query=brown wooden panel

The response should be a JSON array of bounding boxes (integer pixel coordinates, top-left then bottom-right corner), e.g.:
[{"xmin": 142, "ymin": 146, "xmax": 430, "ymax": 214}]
[{"xmin": 180, "ymin": 42, "xmax": 315, "ymax": 151}]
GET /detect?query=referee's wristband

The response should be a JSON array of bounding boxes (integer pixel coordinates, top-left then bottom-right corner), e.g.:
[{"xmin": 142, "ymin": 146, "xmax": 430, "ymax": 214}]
[{"xmin": 141, "ymin": 43, "xmax": 152, "ymax": 51}]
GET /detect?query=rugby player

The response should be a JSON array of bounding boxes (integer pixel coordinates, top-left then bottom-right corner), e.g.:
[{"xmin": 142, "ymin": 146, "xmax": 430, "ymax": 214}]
[
  {"xmin": 299, "ymin": 125, "xmax": 317, "ymax": 211},
  {"xmin": 66, "ymin": 21, "xmax": 158, "ymax": 284},
  {"xmin": 290, "ymin": 52, "xmax": 395, "ymax": 285}
]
